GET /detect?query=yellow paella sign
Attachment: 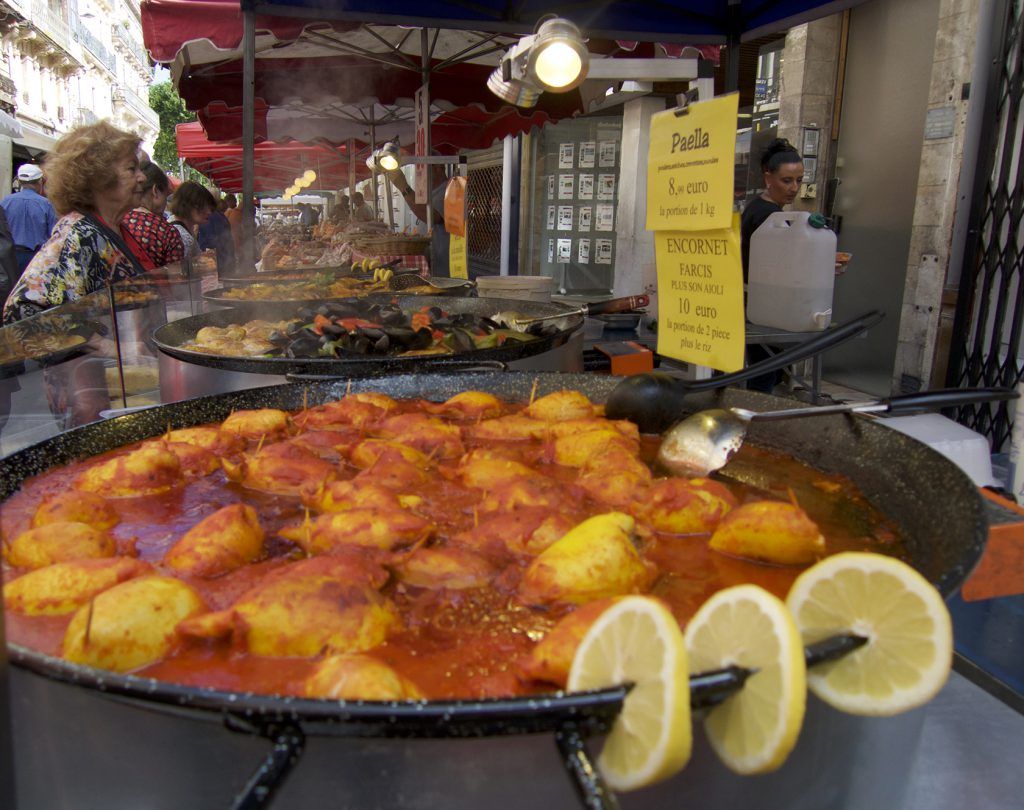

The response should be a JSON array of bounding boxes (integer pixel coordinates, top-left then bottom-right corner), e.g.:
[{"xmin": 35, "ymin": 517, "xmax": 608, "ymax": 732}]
[{"xmin": 646, "ymin": 93, "xmax": 738, "ymax": 232}]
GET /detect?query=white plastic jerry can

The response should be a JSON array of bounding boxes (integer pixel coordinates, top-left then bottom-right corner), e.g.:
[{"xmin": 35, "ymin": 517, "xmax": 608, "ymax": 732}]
[{"xmin": 747, "ymin": 211, "xmax": 836, "ymax": 332}]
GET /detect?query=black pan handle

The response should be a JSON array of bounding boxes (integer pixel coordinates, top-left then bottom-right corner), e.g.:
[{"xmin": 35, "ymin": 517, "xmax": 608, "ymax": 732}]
[
  {"xmin": 586, "ymin": 295, "xmax": 649, "ymax": 316},
  {"xmin": 224, "ymin": 717, "xmax": 306, "ymax": 810},
  {"xmin": 884, "ymin": 387, "xmax": 1019, "ymax": 414},
  {"xmin": 554, "ymin": 725, "xmax": 620, "ymax": 810}
]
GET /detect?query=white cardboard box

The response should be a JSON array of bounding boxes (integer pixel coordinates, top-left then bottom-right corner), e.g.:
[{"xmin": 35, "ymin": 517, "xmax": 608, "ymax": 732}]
[{"xmin": 881, "ymin": 413, "xmax": 996, "ymax": 487}]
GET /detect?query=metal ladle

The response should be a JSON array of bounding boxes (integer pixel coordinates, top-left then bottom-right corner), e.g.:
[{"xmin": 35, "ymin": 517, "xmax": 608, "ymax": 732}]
[
  {"xmin": 493, "ymin": 294, "xmax": 649, "ymax": 333},
  {"xmin": 658, "ymin": 387, "xmax": 1020, "ymax": 478},
  {"xmin": 605, "ymin": 310, "xmax": 885, "ymax": 433}
]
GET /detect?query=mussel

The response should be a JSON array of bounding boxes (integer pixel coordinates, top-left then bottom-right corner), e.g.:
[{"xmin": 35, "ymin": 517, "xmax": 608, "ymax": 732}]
[
  {"xmin": 284, "ymin": 335, "xmax": 321, "ymax": 357},
  {"xmin": 320, "ymin": 323, "xmax": 346, "ymax": 338},
  {"xmin": 411, "ymin": 328, "xmax": 433, "ymax": 350},
  {"xmin": 450, "ymin": 329, "xmax": 476, "ymax": 352},
  {"xmin": 380, "ymin": 328, "xmax": 416, "ymax": 347}
]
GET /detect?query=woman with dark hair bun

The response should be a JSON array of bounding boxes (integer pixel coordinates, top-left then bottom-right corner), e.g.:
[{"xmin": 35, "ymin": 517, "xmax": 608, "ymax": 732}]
[
  {"xmin": 740, "ymin": 138, "xmax": 804, "ymax": 281},
  {"xmin": 740, "ymin": 138, "xmax": 804, "ymax": 393}
]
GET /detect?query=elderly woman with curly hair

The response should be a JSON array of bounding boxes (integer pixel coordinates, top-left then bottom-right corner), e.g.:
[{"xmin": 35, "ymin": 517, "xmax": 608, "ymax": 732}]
[
  {"xmin": 1, "ymin": 122, "xmax": 147, "ymax": 428},
  {"xmin": 2, "ymin": 121, "xmax": 147, "ymax": 323}
]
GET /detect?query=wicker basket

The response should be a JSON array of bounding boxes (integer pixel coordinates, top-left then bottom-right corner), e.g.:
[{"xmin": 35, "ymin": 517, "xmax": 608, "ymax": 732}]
[{"xmin": 350, "ymin": 235, "xmax": 432, "ymax": 255}]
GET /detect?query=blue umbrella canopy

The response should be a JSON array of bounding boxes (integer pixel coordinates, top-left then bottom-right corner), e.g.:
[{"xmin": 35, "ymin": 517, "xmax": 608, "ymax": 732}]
[{"xmin": 239, "ymin": 0, "xmax": 863, "ymax": 43}]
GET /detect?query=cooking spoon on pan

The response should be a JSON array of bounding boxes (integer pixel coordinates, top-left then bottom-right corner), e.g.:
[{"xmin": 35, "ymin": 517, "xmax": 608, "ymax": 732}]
[
  {"xmin": 493, "ymin": 294, "xmax": 649, "ymax": 332},
  {"xmin": 605, "ymin": 309, "xmax": 886, "ymax": 433},
  {"xmin": 658, "ymin": 387, "xmax": 1020, "ymax": 478}
]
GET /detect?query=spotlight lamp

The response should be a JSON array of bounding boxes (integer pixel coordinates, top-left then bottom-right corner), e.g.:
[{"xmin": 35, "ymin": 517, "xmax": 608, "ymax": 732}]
[
  {"xmin": 376, "ymin": 140, "xmax": 401, "ymax": 172},
  {"xmin": 302, "ymin": 169, "xmax": 317, "ymax": 183},
  {"xmin": 487, "ymin": 17, "xmax": 588, "ymax": 108},
  {"xmin": 529, "ymin": 18, "xmax": 588, "ymax": 91}
]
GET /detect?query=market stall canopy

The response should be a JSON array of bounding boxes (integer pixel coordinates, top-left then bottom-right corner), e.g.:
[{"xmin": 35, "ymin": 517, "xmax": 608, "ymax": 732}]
[
  {"xmin": 175, "ymin": 121, "xmax": 371, "ymax": 191},
  {"xmin": 235, "ymin": 0, "xmax": 863, "ymax": 42},
  {"xmin": 197, "ymin": 97, "xmax": 559, "ymax": 154},
  {"xmin": 141, "ymin": 2, "xmax": 704, "ymax": 148},
  {"xmin": 172, "ymin": 54, "xmax": 583, "ymax": 143}
]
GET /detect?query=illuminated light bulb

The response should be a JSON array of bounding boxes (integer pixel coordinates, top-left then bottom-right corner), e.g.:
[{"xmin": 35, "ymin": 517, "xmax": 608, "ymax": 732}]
[
  {"xmin": 303, "ymin": 170, "xmax": 316, "ymax": 183},
  {"xmin": 378, "ymin": 153, "xmax": 399, "ymax": 172},
  {"xmin": 533, "ymin": 41, "xmax": 582, "ymax": 89}
]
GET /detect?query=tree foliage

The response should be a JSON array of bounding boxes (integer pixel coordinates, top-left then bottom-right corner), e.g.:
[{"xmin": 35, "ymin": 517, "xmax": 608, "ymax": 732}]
[{"xmin": 149, "ymin": 81, "xmax": 195, "ymax": 172}]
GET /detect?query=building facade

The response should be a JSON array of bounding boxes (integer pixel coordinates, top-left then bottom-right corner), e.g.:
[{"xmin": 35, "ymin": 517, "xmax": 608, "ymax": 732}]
[{"xmin": 0, "ymin": 0, "xmax": 158, "ymax": 195}]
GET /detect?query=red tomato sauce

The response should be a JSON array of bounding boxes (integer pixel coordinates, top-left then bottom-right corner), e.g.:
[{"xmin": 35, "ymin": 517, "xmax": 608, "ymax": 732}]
[{"xmin": 1, "ymin": 395, "xmax": 906, "ymax": 701}]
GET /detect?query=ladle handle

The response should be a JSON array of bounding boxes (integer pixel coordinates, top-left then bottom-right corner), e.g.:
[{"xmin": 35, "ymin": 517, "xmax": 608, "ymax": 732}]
[
  {"xmin": 604, "ymin": 310, "xmax": 884, "ymax": 433},
  {"xmin": 883, "ymin": 387, "xmax": 1019, "ymax": 413},
  {"xmin": 750, "ymin": 387, "xmax": 1019, "ymax": 421},
  {"xmin": 586, "ymin": 295, "xmax": 649, "ymax": 316}
]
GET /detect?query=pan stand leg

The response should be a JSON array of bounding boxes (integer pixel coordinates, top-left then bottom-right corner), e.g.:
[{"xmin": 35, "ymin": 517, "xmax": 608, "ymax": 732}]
[
  {"xmin": 554, "ymin": 724, "xmax": 620, "ymax": 810},
  {"xmin": 225, "ymin": 717, "xmax": 306, "ymax": 810}
]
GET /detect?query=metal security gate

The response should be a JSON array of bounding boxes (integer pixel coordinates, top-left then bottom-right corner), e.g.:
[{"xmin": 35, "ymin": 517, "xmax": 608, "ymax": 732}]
[
  {"xmin": 466, "ymin": 147, "xmax": 504, "ymax": 276},
  {"xmin": 946, "ymin": 0, "xmax": 1024, "ymax": 451}
]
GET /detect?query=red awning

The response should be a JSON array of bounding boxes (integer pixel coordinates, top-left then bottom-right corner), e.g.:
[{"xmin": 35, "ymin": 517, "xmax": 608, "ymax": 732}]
[
  {"xmin": 141, "ymin": 0, "xmax": 360, "ymax": 62},
  {"xmin": 179, "ymin": 54, "xmax": 582, "ymax": 145},
  {"xmin": 143, "ymin": 3, "xmax": 707, "ymax": 151},
  {"xmin": 175, "ymin": 121, "xmax": 370, "ymax": 192}
]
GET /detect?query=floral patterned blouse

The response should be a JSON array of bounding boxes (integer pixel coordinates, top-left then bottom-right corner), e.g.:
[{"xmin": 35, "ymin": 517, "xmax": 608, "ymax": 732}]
[{"xmin": 2, "ymin": 212, "xmax": 142, "ymax": 324}]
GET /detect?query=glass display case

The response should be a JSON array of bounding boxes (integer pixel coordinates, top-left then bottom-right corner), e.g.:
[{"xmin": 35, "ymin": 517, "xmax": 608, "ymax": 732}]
[{"xmin": 0, "ymin": 263, "xmax": 215, "ymax": 456}]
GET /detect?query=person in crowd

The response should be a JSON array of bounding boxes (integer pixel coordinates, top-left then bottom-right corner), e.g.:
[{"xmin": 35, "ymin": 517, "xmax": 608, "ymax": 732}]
[
  {"xmin": 0, "ymin": 208, "xmax": 17, "ymax": 304},
  {"xmin": 331, "ymin": 194, "xmax": 350, "ymax": 225},
  {"xmin": 0, "ymin": 207, "xmax": 19, "ymax": 436},
  {"xmin": 740, "ymin": 138, "xmax": 805, "ymax": 393},
  {"xmin": 350, "ymin": 192, "xmax": 375, "ymax": 222},
  {"xmin": 298, "ymin": 202, "xmax": 320, "ymax": 228},
  {"xmin": 167, "ymin": 181, "xmax": 217, "ymax": 259},
  {"xmin": 223, "ymin": 193, "xmax": 243, "ymax": 248},
  {"xmin": 383, "ymin": 165, "xmax": 450, "ymax": 276},
  {"xmin": 2, "ymin": 122, "xmax": 148, "ymax": 428},
  {"xmin": 198, "ymin": 193, "xmax": 236, "ymax": 275},
  {"xmin": 741, "ymin": 138, "xmax": 803, "ymax": 282},
  {"xmin": 120, "ymin": 161, "xmax": 185, "ymax": 271},
  {"xmin": 1, "ymin": 163, "xmax": 58, "ymax": 277},
  {"xmin": 3, "ymin": 122, "xmax": 147, "ymax": 322}
]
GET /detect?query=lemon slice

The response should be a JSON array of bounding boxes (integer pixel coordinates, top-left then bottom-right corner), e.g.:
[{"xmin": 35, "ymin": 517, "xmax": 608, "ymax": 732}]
[
  {"xmin": 567, "ymin": 595, "xmax": 692, "ymax": 791},
  {"xmin": 684, "ymin": 584, "xmax": 806, "ymax": 775},
  {"xmin": 786, "ymin": 552, "xmax": 952, "ymax": 716}
]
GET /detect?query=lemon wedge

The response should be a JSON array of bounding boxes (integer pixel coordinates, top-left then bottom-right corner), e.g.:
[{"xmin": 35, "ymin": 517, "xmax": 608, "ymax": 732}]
[
  {"xmin": 684, "ymin": 584, "xmax": 806, "ymax": 775},
  {"xmin": 568, "ymin": 595, "xmax": 692, "ymax": 791},
  {"xmin": 786, "ymin": 552, "xmax": 952, "ymax": 716}
]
